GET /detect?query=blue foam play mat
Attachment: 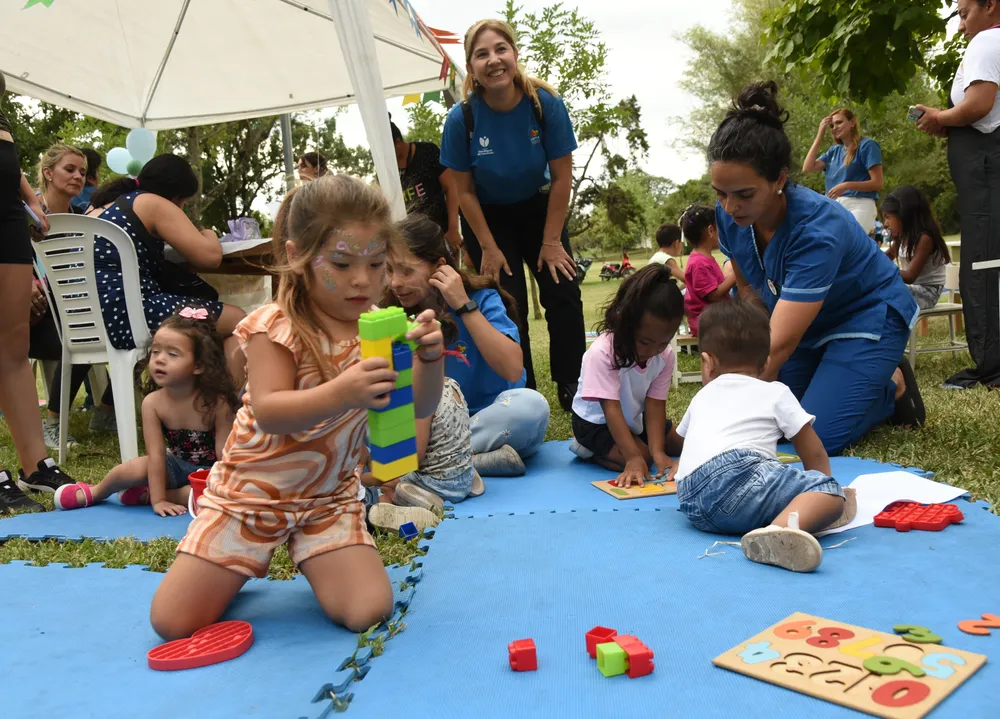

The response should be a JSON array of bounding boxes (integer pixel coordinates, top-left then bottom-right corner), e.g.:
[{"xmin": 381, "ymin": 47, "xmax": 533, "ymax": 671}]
[
  {"xmin": 1, "ymin": 560, "xmax": 422, "ymax": 719},
  {"xmin": 0, "ymin": 499, "xmax": 192, "ymax": 542},
  {"xmin": 449, "ymin": 440, "xmax": 931, "ymax": 518},
  {"xmin": 349, "ymin": 502, "xmax": 999, "ymax": 718}
]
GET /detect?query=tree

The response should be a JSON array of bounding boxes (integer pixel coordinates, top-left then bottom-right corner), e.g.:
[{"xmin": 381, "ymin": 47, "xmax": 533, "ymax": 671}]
[
  {"xmin": 502, "ymin": 1, "xmax": 650, "ymax": 238},
  {"xmin": 674, "ymin": 0, "xmax": 960, "ymax": 232},
  {"xmin": 404, "ymin": 101, "xmax": 448, "ymax": 144},
  {"xmin": 764, "ymin": 1, "xmax": 960, "ymax": 103}
]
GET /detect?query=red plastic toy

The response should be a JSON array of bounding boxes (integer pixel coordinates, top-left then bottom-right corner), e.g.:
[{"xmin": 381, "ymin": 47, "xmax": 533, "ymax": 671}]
[
  {"xmin": 873, "ymin": 501, "xmax": 964, "ymax": 532},
  {"xmin": 508, "ymin": 638, "xmax": 537, "ymax": 671},
  {"xmin": 586, "ymin": 626, "xmax": 618, "ymax": 658},
  {"xmin": 148, "ymin": 620, "xmax": 254, "ymax": 671},
  {"xmin": 615, "ymin": 635, "xmax": 655, "ymax": 678}
]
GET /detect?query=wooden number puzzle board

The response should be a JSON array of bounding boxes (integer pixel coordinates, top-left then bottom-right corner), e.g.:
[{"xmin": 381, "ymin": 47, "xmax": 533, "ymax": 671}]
[
  {"xmin": 713, "ymin": 612, "xmax": 986, "ymax": 719},
  {"xmin": 591, "ymin": 479, "xmax": 676, "ymax": 500},
  {"xmin": 590, "ymin": 454, "xmax": 798, "ymax": 501}
]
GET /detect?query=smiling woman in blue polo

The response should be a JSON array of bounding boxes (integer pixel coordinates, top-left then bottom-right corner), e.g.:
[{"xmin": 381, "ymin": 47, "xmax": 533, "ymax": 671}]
[
  {"xmin": 707, "ymin": 82, "xmax": 924, "ymax": 455},
  {"xmin": 439, "ymin": 18, "xmax": 586, "ymax": 414}
]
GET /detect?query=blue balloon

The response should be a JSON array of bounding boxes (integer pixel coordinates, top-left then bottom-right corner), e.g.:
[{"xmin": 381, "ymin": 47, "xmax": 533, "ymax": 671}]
[
  {"xmin": 126, "ymin": 128, "xmax": 156, "ymax": 164},
  {"xmin": 107, "ymin": 147, "xmax": 132, "ymax": 175}
]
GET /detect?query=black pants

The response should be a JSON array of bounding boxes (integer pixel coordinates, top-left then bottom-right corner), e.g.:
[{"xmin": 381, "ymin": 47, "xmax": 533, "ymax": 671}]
[
  {"xmin": 947, "ymin": 125, "xmax": 1000, "ymax": 388},
  {"xmin": 29, "ymin": 310, "xmax": 92, "ymax": 411},
  {"xmin": 461, "ymin": 192, "xmax": 586, "ymax": 389}
]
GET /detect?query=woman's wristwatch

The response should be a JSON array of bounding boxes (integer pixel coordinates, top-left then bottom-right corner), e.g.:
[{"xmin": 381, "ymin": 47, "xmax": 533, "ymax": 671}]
[{"xmin": 455, "ymin": 300, "xmax": 479, "ymax": 316}]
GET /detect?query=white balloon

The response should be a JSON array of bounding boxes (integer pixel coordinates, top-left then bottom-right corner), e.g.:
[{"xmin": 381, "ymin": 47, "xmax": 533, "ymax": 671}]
[
  {"xmin": 126, "ymin": 128, "xmax": 156, "ymax": 164},
  {"xmin": 107, "ymin": 147, "xmax": 132, "ymax": 175}
]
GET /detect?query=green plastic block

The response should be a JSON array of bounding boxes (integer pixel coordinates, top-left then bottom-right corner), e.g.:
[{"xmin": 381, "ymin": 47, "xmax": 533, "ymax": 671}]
[
  {"xmin": 596, "ymin": 642, "xmax": 627, "ymax": 677},
  {"xmin": 368, "ymin": 404, "xmax": 415, "ymax": 446},
  {"xmin": 396, "ymin": 368, "xmax": 413, "ymax": 388},
  {"xmin": 359, "ymin": 307, "xmax": 408, "ymax": 341},
  {"xmin": 369, "ymin": 416, "xmax": 416, "ymax": 446}
]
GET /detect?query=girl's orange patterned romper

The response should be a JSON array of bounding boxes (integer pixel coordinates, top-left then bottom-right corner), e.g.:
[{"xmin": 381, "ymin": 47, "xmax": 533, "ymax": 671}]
[{"xmin": 177, "ymin": 304, "xmax": 375, "ymax": 578}]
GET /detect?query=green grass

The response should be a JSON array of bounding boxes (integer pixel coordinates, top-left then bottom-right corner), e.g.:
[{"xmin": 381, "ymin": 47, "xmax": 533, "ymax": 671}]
[{"xmin": 2, "ymin": 267, "xmax": 998, "ymax": 576}]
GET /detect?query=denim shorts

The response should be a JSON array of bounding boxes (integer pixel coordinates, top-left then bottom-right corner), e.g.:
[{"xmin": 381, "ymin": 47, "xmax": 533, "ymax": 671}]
[
  {"xmin": 165, "ymin": 453, "xmax": 210, "ymax": 490},
  {"xmin": 676, "ymin": 448, "xmax": 844, "ymax": 534}
]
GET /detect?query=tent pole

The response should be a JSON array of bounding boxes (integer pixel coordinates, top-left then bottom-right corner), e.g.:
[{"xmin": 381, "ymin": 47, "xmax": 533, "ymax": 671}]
[
  {"xmin": 326, "ymin": 0, "xmax": 407, "ymax": 220},
  {"xmin": 280, "ymin": 113, "xmax": 295, "ymax": 192}
]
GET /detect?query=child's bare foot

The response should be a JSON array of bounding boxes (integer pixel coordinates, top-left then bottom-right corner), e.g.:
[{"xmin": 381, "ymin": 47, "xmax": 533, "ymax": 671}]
[{"xmin": 741, "ymin": 513, "xmax": 823, "ymax": 572}]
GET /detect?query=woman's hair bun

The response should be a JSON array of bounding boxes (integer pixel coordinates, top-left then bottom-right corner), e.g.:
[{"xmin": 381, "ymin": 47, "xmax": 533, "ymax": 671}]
[{"xmin": 732, "ymin": 81, "xmax": 789, "ymax": 129}]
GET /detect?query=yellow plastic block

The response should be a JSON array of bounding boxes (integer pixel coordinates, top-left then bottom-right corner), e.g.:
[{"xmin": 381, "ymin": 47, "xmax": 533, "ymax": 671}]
[
  {"xmin": 361, "ymin": 337, "xmax": 393, "ymax": 362},
  {"xmin": 371, "ymin": 454, "xmax": 419, "ymax": 482}
]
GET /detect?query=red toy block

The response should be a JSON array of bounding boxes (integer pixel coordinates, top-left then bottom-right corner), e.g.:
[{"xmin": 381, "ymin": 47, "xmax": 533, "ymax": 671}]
[
  {"xmin": 508, "ymin": 638, "xmax": 537, "ymax": 671},
  {"xmin": 586, "ymin": 626, "xmax": 618, "ymax": 658},
  {"xmin": 873, "ymin": 501, "xmax": 964, "ymax": 532},
  {"xmin": 615, "ymin": 636, "xmax": 654, "ymax": 678},
  {"xmin": 148, "ymin": 620, "xmax": 253, "ymax": 671}
]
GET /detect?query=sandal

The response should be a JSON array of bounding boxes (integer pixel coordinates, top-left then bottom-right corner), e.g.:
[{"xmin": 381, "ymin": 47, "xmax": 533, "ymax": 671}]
[
  {"xmin": 118, "ymin": 486, "xmax": 150, "ymax": 506},
  {"xmin": 54, "ymin": 482, "xmax": 94, "ymax": 511},
  {"xmin": 890, "ymin": 358, "xmax": 925, "ymax": 427}
]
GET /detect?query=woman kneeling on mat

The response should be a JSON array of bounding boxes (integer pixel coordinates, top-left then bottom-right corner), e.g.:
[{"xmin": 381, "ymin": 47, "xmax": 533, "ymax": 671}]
[
  {"xmin": 709, "ymin": 82, "xmax": 924, "ymax": 456},
  {"xmin": 385, "ymin": 214, "xmax": 549, "ymax": 477}
]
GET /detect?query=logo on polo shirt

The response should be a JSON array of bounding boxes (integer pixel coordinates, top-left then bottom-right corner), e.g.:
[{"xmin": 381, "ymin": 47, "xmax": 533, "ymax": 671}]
[
  {"xmin": 530, "ymin": 128, "xmax": 540, "ymax": 145},
  {"xmin": 477, "ymin": 136, "xmax": 494, "ymax": 157}
]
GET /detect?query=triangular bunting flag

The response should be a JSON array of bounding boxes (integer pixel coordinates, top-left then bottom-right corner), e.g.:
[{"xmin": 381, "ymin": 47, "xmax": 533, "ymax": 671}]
[
  {"xmin": 423, "ymin": 91, "xmax": 441, "ymax": 104},
  {"xmin": 402, "ymin": 93, "xmax": 422, "ymax": 106}
]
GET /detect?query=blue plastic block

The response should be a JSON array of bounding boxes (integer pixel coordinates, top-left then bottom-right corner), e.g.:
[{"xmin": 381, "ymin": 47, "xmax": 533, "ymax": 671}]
[
  {"xmin": 383, "ymin": 384, "xmax": 414, "ymax": 412},
  {"xmin": 399, "ymin": 522, "xmax": 418, "ymax": 541},
  {"xmin": 392, "ymin": 342, "xmax": 413, "ymax": 371},
  {"xmin": 370, "ymin": 436, "xmax": 417, "ymax": 465}
]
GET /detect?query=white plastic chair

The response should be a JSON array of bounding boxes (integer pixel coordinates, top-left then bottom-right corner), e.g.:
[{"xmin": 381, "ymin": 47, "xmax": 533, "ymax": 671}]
[
  {"xmin": 33, "ymin": 214, "xmax": 150, "ymax": 464},
  {"xmin": 908, "ymin": 263, "xmax": 967, "ymax": 367}
]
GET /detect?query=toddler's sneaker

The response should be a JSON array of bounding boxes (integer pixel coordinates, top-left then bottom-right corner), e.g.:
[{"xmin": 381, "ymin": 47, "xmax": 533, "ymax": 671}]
[
  {"xmin": 468, "ymin": 470, "xmax": 486, "ymax": 498},
  {"xmin": 741, "ymin": 513, "xmax": 822, "ymax": 573},
  {"xmin": 368, "ymin": 504, "xmax": 440, "ymax": 534},
  {"xmin": 394, "ymin": 483, "xmax": 445, "ymax": 511}
]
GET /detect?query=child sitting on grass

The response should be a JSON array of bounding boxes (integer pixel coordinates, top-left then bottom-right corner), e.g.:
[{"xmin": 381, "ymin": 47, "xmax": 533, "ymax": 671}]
[
  {"xmin": 54, "ymin": 309, "xmax": 238, "ymax": 516},
  {"xmin": 674, "ymin": 300, "xmax": 855, "ymax": 573},
  {"xmin": 568, "ymin": 263, "xmax": 685, "ymax": 487},
  {"xmin": 363, "ymin": 376, "xmax": 480, "ymax": 533},
  {"xmin": 680, "ymin": 204, "xmax": 736, "ymax": 335}
]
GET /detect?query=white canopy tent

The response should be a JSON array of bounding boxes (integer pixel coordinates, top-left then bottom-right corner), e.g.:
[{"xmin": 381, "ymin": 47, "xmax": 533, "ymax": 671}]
[{"xmin": 0, "ymin": 0, "xmax": 460, "ymax": 217}]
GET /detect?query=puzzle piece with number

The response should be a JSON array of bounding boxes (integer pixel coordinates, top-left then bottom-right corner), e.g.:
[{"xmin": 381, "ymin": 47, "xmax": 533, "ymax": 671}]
[{"xmin": 713, "ymin": 612, "xmax": 986, "ymax": 719}]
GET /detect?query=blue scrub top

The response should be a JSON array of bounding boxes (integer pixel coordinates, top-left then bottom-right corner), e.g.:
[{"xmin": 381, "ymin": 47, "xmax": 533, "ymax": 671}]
[
  {"xmin": 440, "ymin": 88, "xmax": 578, "ymax": 206},
  {"xmin": 717, "ymin": 184, "xmax": 917, "ymax": 349},
  {"xmin": 446, "ymin": 288, "xmax": 527, "ymax": 415},
  {"xmin": 819, "ymin": 137, "xmax": 882, "ymax": 199}
]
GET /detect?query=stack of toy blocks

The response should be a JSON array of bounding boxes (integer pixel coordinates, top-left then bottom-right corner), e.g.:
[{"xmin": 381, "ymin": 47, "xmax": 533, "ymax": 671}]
[
  {"xmin": 585, "ymin": 626, "xmax": 654, "ymax": 678},
  {"xmin": 359, "ymin": 308, "xmax": 419, "ymax": 482}
]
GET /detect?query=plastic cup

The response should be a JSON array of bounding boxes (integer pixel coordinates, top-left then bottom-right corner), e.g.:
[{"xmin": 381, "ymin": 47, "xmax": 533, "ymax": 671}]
[{"xmin": 187, "ymin": 468, "xmax": 211, "ymax": 518}]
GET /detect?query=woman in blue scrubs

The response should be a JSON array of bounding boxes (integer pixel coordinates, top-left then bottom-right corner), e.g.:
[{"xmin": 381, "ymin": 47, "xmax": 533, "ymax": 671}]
[
  {"xmin": 440, "ymin": 18, "xmax": 585, "ymax": 412},
  {"xmin": 707, "ymin": 82, "xmax": 925, "ymax": 455}
]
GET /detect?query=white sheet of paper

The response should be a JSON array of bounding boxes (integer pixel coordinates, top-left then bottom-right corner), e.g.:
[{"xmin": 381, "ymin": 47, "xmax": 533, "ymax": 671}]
[{"xmin": 817, "ymin": 471, "xmax": 968, "ymax": 537}]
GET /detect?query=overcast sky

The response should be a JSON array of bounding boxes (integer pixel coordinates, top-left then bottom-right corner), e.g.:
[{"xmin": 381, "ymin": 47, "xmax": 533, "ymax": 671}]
[{"xmin": 335, "ymin": 0, "xmax": 734, "ymax": 185}]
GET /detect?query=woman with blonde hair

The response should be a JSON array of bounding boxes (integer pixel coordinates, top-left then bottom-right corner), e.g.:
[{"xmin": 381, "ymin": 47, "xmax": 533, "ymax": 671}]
[
  {"xmin": 439, "ymin": 18, "xmax": 585, "ymax": 412},
  {"xmin": 802, "ymin": 108, "xmax": 884, "ymax": 235}
]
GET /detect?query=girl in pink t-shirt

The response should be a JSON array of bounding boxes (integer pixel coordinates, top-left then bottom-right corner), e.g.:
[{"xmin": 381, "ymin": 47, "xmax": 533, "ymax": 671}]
[
  {"xmin": 568, "ymin": 264, "xmax": 685, "ymax": 488},
  {"xmin": 681, "ymin": 205, "xmax": 736, "ymax": 335}
]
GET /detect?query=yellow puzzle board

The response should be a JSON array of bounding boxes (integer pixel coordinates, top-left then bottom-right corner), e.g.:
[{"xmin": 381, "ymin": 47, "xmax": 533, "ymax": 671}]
[
  {"xmin": 713, "ymin": 612, "xmax": 987, "ymax": 719},
  {"xmin": 590, "ymin": 479, "xmax": 676, "ymax": 500}
]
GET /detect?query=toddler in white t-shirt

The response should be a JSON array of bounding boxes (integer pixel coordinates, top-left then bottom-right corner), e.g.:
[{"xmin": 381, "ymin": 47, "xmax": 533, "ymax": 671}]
[
  {"xmin": 675, "ymin": 300, "xmax": 854, "ymax": 573},
  {"xmin": 569, "ymin": 264, "xmax": 685, "ymax": 487}
]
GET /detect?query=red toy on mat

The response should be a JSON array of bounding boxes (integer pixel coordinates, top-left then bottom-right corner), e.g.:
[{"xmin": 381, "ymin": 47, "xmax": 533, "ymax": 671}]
[
  {"xmin": 873, "ymin": 501, "xmax": 964, "ymax": 532},
  {"xmin": 508, "ymin": 638, "xmax": 537, "ymax": 671},
  {"xmin": 148, "ymin": 620, "xmax": 254, "ymax": 671}
]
